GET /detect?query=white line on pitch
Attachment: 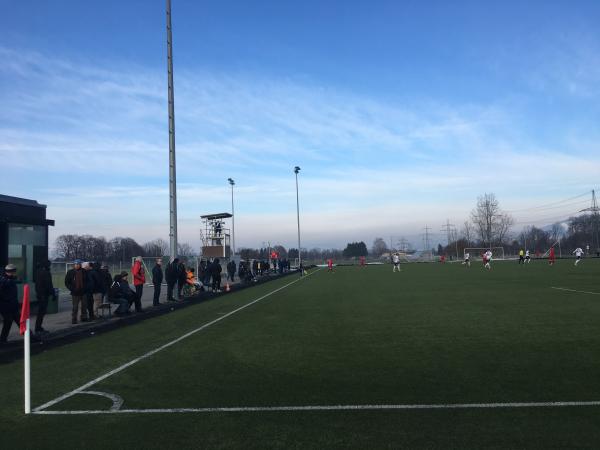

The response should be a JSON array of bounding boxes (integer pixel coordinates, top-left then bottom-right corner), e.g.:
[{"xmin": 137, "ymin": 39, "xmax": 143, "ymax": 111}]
[
  {"xmin": 551, "ymin": 287, "xmax": 600, "ymax": 295},
  {"xmin": 33, "ymin": 269, "xmax": 321, "ymax": 413},
  {"xmin": 32, "ymin": 400, "xmax": 600, "ymax": 415}
]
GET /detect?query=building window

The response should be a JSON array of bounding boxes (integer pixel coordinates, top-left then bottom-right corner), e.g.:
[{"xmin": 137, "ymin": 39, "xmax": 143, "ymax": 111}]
[{"xmin": 8, "ymin": 223, "xmax": 46, "ymax": 284}]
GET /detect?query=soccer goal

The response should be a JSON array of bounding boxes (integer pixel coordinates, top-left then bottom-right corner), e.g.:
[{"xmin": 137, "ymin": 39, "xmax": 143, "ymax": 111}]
[{"xmin": 464, "ymin": 247, "xmax": 505, "ymax": 260}]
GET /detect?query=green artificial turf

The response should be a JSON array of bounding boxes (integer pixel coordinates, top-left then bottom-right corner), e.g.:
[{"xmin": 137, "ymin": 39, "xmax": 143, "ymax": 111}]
[{"xmin": 2, "ymin": 259, "xmax": 600, "ymax": 449}]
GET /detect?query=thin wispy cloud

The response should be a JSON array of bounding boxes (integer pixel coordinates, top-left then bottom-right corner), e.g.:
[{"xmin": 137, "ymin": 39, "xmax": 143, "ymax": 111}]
[{"xmin": 1, "ymin": 44, "xmax": 599, "ymax": 249}]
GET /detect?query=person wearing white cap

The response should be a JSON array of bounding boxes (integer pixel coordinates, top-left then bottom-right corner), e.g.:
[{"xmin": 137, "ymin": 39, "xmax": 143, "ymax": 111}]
[{"xmin": 0, "ymin": 264, "xmax": 20, "ymax": 343}]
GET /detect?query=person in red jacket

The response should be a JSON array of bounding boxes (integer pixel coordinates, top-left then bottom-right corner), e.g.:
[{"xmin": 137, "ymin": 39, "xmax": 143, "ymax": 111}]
[
  {"xmin": 132, "ymin": 256, "xmax": 146, "ymax": 304},
  {"xmin": 548, "ymin": 246, "xmax": 556, "ymax": 265},
  {"xmin": 327, "ymin": 258, "xmax": 334, "ymax": 272}
]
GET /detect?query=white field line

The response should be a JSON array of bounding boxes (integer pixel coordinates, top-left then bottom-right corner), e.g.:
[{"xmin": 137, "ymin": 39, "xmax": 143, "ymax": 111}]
[
  {"xmin": 33, "ymin": 270, "xmax": 321, "ymax": 413},
  {"xmin": 551, "ymin": 287, "xmax": 600, "ymax": 295},
  {"xmin": 32, "ymin": 400, "xmax": 600, "ymax": 415},
  {"xmin": 80, "ymin": 391, "xmax": 124, "ymax": 411}
]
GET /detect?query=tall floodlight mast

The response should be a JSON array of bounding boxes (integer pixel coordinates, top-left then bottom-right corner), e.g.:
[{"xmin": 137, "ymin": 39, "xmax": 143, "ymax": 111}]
[
  {"xmin": 166, "ymin": 0, "xmax": 178, "ymax": 258},
  {"xmin": 228, "ymin": 178, "xmax": 235, "ymax": 256},
  {"xmin": 294, "ymin": 166, "xmax": 302, "ymax": 273}
]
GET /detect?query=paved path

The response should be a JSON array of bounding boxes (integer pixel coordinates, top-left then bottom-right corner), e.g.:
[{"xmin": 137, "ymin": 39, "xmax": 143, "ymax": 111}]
[{"xmin": 5, "ymin": 280, "xmax": 240, "ymax": 343}]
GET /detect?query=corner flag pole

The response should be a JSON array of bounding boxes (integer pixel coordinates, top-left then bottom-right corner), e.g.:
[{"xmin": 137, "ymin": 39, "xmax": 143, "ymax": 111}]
[
  {"xmin": 24, "ymin": 319, "xmax": 30, "ymax": 414},
  {"xmin": 20, "ymin": 284, "xmax": 31, "ymax": 414}
]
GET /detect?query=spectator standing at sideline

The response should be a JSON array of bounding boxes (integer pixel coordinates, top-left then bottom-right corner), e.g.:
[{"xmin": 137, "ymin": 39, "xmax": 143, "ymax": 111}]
[
  {"xmin": 132, "ymin": 256, "xmax": 146, "ymax": 304},
  {"xmin": 34, "ymin": 261, "xmax": 54, "ymax": 334},
  {"xmin": 165, "ymin": 257, "xmax": 178, "ymax": 302},
  {"xmin": 100, "ymin": 264, "xmax": 112, "ymax": 303},
  {"xmin": 152, "ymin": 258, "xmax": 163, "ymax": 306},
  {"xmin": 89, "ymin": 262, "xmax": 106, "ymax": 318},
  {"xmin": 211, "ymin": 258, "xmax": 222, "ymax": 292},
  {"xmin": 65, "ymin": 260, "xmax": 88, "ymax": 324},
  {"xmin": 203, "ymin": 259, "xmax": 212, "ymax": 286},
  {"xmin": 177, "ymin": 260, "xmax": 187, "ymax": 300},
  {"xmin": 198, "ymin": 260, "xmax": 207, "ymax": 288},
  {"xmin": 82, "ymin": 262, "xmax": 96, "ymax": 320},
  {"xmin": 227, "ymin": 259, "xmax": 236, "ymax": 282},
  {"xmin": 0, "ymin": 264, "xmax": 20, "ymax": 344}
]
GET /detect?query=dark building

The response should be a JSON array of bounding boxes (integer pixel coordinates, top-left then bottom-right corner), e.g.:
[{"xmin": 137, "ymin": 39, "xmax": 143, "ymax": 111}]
[{"xmin": 0, "ymin": 195, "xmax": 55, "ymax": 287}]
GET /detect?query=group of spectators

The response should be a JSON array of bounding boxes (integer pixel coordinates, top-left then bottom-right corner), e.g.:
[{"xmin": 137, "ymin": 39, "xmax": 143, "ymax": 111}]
[
  {"xmin": 64, "ymin": 258, "xmax": 143, "ymax": 323},
  {"xmin": 0, "ymin": 255, "xmax": 295, "ymax": 344}
]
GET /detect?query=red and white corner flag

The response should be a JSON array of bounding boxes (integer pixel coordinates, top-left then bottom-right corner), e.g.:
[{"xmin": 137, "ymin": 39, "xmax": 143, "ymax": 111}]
[
  {"xmin": 20, "ymin": 284, "xmax": 30, "ymax": 335},
  {"xmin": 21, "ymin": 284, "xmax": 31, "ymax": 413}
]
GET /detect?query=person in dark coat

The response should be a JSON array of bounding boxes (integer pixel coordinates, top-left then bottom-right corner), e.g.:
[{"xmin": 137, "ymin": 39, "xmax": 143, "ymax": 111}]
[
  {"xmin": 89, "ymin": 262, "xmax": 106, "ymax": 318},
  {"xmin": 211, "ymin": 258, "xmax": 222, "ymax": 292},
  {"xmin": 34, "ymin": 261, "xmax": 54, "ymax": 334},
  {"xmin": 198, "ymin": 260, "xmax": 207, "ymax": 287},
  {"xmin": 151, "ymin": 258, "xmax": 163, "ymax": 306},
  {"xmin": 226, "ymin": 260, "xmax": 236, "ymax": 283},
  {"xmin": 165, "ymin": 258, "xmax": 179, "ymax": 302},
  {"xmin": 108, "ymin": 274, "xmax": 130, "ymax": 316},
  {"xmin": 203, "ymin": 259, "xmax": 212, "ymax": 286},
  {"xmin": 177, "ymin": 260, "xmax": 187, "ymax": 300},
  {"xmin": 119, "ymin": 272, "xmax": 142, "ymax": 312},
  {"xmin": 0, "ymin": 264, "xmax": 20, "ymax": 343},
  {"xmin": 100, "ymin": 264, "xmax": 113, "ymax": 303},
  {"xmin": 82, "ymin": 262, "xmax": 96, "ymax": 320},
  {"xmin": 65, "ymin": 260, "xmax": 88, "ymax": 324}
]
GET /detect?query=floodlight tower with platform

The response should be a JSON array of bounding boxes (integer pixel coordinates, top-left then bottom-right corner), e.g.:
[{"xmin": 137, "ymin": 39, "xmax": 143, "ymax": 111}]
[{"xmin": 200, "ymin": 213, "xmax": 233, "ymax": 259}]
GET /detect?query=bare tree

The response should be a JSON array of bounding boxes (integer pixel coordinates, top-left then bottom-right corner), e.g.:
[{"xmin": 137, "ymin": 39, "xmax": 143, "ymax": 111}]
[
  {"xmin": 143, "ymin": 238, "xmax": 169, "ymax": 256},
  {"xmin": 272, "ymin": 245, "xmax": 288, "ymax": 258},
  {"xmin": 177, "ymin": 242, "xmax": 196, "ymax": 257},
  {"xmin": 239, "ymin": 248, "xmax": 260, "ymax": 259},
  {"xmin": 549, "ymin": 222, "xmax": 564, "ymax": 243},
  {"xmin": 495, "ymin": 214, "xmax": 514, "ymax": 245},
  {"xmin": 461, "ymin": 221, "xmax": 475, "ymax": 246},
  {"xmin": 371, "ymin": 237, "xmax": 389, "ymax": 257},
  {"xmin": 470, "ymin": 193, "xmax": 514, "ymax": 247},
  {"xmin": 54, "ymin": 234, "xmax": 78, "ymax": 260}
]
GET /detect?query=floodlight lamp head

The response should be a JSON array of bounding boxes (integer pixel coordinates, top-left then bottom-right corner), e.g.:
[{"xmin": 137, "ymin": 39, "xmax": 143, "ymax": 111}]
[
  {"xmin": 294, "ymin": 166, "xmax": 301, "ymax": 174},
  {"xmin": 228, "ymin": 178, "xmax": 235, "ymax": 185}
]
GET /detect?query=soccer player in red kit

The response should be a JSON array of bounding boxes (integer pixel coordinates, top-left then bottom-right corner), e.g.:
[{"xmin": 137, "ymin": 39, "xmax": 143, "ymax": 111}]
[
  {"xmin": 359, "ymin": 256, "xmax": 366, "ymax": 267},
  {"xmin": 549, "ymin": 246, "xmax": 555, "ymax": 265},
  {"xmin": 327, "ymin": 258, "xmax": 334, "ymax": 272}
]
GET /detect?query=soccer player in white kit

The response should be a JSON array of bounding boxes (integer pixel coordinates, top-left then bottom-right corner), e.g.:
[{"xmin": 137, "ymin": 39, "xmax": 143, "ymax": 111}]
[
  {"xmin": 462, "ymin": 252, "xmax": 471, "ymax": 267},
  {"xmin": 484, "ymin": 250, "xmax": 492, "ymax": 270},
  {"xmin": 573, "ymin": 247, "xmax": 584, "ymax": 266},
  {"xmin": 392, "ymin": 253, "xmax": 401, "ymax": 272},
  {"xmin": 525, "ymin": 249, "xmax": 531, "ymax": 263}
]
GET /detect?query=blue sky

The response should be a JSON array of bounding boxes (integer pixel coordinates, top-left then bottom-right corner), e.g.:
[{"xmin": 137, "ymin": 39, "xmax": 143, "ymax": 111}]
[{"xmin": 1, "ymin": 0, "xmax": 600, "ymax": 251}]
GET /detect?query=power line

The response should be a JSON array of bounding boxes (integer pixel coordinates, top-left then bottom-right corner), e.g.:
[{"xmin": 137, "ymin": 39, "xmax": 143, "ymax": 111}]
[{"xmin": 506, "ymin": 191, "xmax": 591, "ymax": 213}]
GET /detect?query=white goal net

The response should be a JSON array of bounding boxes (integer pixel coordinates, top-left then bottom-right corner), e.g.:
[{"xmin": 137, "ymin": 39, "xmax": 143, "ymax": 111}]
[{"xmin": 463, "ymin": 247, "xmax": 505, "ymax": 260}]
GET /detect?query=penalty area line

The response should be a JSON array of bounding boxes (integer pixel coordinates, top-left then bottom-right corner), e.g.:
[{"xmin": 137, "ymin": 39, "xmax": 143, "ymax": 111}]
[
  {"xmin": 551, "ymin": 287, "xmax": 600, "ymax": 295},
  {"xmin": 32, "ymin": 400, "xmax": 600, "ymax": 415},
  {"xmin": 33, "ymin": 269, "xmax": 322, "ymax": 413}
]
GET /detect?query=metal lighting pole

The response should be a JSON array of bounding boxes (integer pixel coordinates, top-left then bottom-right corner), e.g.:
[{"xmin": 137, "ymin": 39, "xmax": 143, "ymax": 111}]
[
  {"xmin": 228, "ymin": 178, "xmax": 235, "ymax": 256},
  {"xmin": 167, "ymin": 0, "xmax": 178, "ymax": 259},
  {"xmin": 294, "ymin": 166, "xmax": 302, "ymax": 273}
]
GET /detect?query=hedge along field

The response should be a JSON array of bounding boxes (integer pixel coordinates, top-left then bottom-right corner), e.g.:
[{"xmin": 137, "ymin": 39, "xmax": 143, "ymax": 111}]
[{"xmin": 2, "ymin": 259, "xmax": 600, "ymax": 449}]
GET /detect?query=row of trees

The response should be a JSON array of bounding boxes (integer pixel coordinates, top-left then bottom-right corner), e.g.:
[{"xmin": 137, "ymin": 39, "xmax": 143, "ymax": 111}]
[
  {"xmin": 53, "ymin": 193, "xmax": 598, "ymax": 262},
  {"xmin": 53, "ymin": 235, "xmax": 196, "ymax": 262},
  {"xmin": 439, "ymin": 193, "xmax": 599, "ymax": 256}
]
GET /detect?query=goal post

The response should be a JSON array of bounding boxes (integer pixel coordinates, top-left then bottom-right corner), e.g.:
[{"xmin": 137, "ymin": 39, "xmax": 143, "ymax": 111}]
[{"xmin": 463, "ymin": 247, "xmax": 505, "ymax": 260}]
